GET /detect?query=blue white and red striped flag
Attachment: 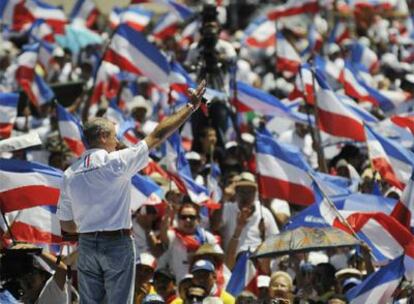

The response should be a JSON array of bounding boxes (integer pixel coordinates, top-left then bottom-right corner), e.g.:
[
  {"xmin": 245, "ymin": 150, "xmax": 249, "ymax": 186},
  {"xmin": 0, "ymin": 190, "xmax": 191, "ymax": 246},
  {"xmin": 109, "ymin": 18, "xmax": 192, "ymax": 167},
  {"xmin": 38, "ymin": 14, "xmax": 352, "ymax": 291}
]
[
  {"xmin": 6, "ymin": 205, "xmax": 63, "ymax": 244},
  {"xmin": 346, "ymin": 256, "xmax": 404, "ymax": 304},
  {"xmin": 390, "ymin": 169, "xmax": 414, "ymax": 229},
  {"xmin": 70, "ymin": 0, "xmax": 99, "ymax": 28},
  {"xmin": 56, "ymin": 104, "xmax": 85, "ymax": 157},
  {"xmin": 267, "ymin": 0, "xmax": 319, "ymax": 20},
  {"xmin": 232, "ymin": 81, "xmax": 290, "ymax": 116},
  {"xmin": 25, "ymin": 0, "xmax": 67, "ymax": 34},
  {"xmin": 226, "ymin": 251, "xmax": 258, "ymax": 297},
  {"xmin": 315, "ymin": 70, "xmax": 366, "ymax": 141},
  {"xmin": 28, "ymin": 19, "xmax": 54, "ymax": 43},
  {"xmin": 109, "ymin": 6, "xmax": 152, "ymax": 32},
  {"xmin": 328, "ymin": 21, "xmax": 351, "ymax": 45},
  {"xmin": 256, "ymin": 132, "xmax": 315, "ymax": 205},
  {"xmin": 365, "ymin": 125, "xmax": 414, "ymax": 190},
  {"xmin": 242, "ymin": 16, "xmax": 275, "ymax": 49},
  {"xmin": 0, "ymin": 93, "xmax": 19, "ymax": 139},
  {"xmin": 103, "ymin": 24, "xmax": 170, "ymax": 90},
  {"xmin": 350, "ymin": 42, "xmax": 379, "ymax": 72},
  {"xmin": 0, "ymin": 0, "xmax": 34, "ymax": 32},
  {"xmin": 152, "ymin": 12, "xmax": 179, "ymax": 40},
  {"xmin": 0, "ymin": 159, "xmax": 63, "ymax": 213},
  {"xmin": 21, "ymin": 73, "xmax": 55, "ymax": 107},
  {"xmin": 131, "ymin": 174, "xmax": 164, "ymax": 212},
  {"xmin": 275, "ymin": 32, "xmax": 301, "ymax": 73}
]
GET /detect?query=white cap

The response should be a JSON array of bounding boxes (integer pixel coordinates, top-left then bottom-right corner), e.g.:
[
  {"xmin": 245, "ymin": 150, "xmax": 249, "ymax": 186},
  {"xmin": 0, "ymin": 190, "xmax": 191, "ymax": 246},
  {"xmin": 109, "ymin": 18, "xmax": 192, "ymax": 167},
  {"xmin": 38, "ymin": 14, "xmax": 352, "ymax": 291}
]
[
  {"xmin": 225, "ymin": 141, "xmax": 238, "ymax": 150},
  {"xmin": 185, "ymin": 151, "xmax": 201, "ymax": 161},
  {"xmin": 52, "ymin": 47, "xmax": 65, "ymax": 57},
  {"xmin": 257, "ymin": 275, "xmax": 271, "ymax": 288},
  {"xmin": 328, "ymin": 43, "xmax": 340, "ymax": 55},
  {"xmin": 241, "ymin": 132, "xmax": 255, "ymax": 144},
  {"xmin": 128, "ymin": 95, "xmax": 153, "ymax": 118}
]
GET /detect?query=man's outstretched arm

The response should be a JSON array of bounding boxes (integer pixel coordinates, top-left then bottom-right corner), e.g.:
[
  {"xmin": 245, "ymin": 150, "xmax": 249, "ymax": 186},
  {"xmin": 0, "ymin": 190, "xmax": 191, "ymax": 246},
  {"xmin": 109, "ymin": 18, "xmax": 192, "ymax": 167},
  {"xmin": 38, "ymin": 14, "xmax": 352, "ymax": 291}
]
[{"xmin": 144, "ymin": 80, "xmax": 206, "ymax": 150}]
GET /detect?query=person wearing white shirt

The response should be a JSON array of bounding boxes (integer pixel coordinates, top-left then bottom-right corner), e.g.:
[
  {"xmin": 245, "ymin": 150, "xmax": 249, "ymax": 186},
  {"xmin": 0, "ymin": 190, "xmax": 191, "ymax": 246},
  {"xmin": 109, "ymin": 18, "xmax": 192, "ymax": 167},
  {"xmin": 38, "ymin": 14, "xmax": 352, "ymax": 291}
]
[
  {"xmin": 213, "ymin": 172, "xmax": 279, "ymax": 269},
  {"xmin": 57, "ymin": 81, "xmax": 207, "ymax": 304}
]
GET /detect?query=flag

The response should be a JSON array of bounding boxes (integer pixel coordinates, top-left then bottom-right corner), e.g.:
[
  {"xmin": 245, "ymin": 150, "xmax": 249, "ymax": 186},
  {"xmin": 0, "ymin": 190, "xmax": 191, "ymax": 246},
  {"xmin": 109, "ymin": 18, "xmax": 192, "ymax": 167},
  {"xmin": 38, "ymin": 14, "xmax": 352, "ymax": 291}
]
[
  {"xmin": 28, "ymin": 19, "xmax": 54, "ymax": 43},
  {"xmin": 37, "ymin": 39, "xmax": 55, "ymax": 71},
  {"xmin": 315, "ymin": 70, "xmax": 366, "ymax": 141},
  {"xmin": 314, "ymin": 55, "xmax": 341, "ymax": 82},
  {"xmin": 346, "ymin": 256, "xmax": 404, "ymax": 304},
  {"xmin": 391, "ymin": 113, "xmax": 414, "ymax": 135},
  {"xmin": 256, "ymin": 132, "xmax": 315, "ymax": 205},
  {"xmin": 232, "ymin": 81, "xmax": 290, "ymax": 116},
  {"xmin": 152, "ymin": 12, "xmax": 179, "ymax": 40},
  {"xmin": 103, "ymin": 24, "xmax": 170, "ymax": 90},
  {"xmin": 25, "ymin": 0, "xmax": 67, "ymax": 34},
  {"xmin": 0, "ymin": 159, "xmax": 62, "ymax": 213},
  {"xmin": 328, "ymin": 21, "xmax": 351, "ymax": 45},
  {"xmin": 0, "ymin": 92, "xmax": 19, "ymax": 138},
  {"xmin": 160, "ymin": 132, "xmax": 210, "ymax": 204},
  {"xmin": 242, "ymin": 16, "xmax": 275, "ymax": 49},
  {"xmin": 226, "ymin": 251, "xmax": 258, "ymax": 297},
  {"xmin": 21, "ymin": 73, "xmax": 55, "ymax": 107},
  {"xmin": 275, "ymin": 32, "xmax": 301, "ymax": 73},
  {"xmin": 109, "ymin": 6, "xmax": 152, "ymax": 32},
  {"xmin": 6, "ymin": 205, "xmax": 63, "ymax": 244},
  {"xmin": 350, "ymin": 42, "xmax": 379, "ymax": 72},
  {"xmin": 70, "ymin": 0, "xmax": 99, "ymax": 28},
  {"xmin": 338, "ymin": 63, "xmax": 374, "ymax": 104},
  {"xmin": 300, "ymin": 24, "xmax": 322, "ymax": 58},
  {"xmin": 289, "ymin": 64, "xmax": 316, "ymax": 104},
  {"xmin": 267, "ymin": 0, "xmax": 319, "ymax": 20},
  {"xmin": 391, "ymin": 169, "xmax": 414, "ymax": 229},
  {"xmin": 130, "ymin": 174, "xmax": 164, "ymax": 212},
  {"xmin": 0, "ymin": 0, "xmax": 34, "ymax": 32},
  {"xmin": 90, "ymin": 61, "xmax": 120, "ymax": 110},
  {"xmin": 365, "ymin": 125, "xmax": 414, "ymax": 190},
  {"xmin": 15, "ymin": 43, "xmax": 38, "ymax": 83},
  {"xmin": 179, "ymin": 19, "xmax": 199, "ymax": 48},
  {"xmin": 56, "ymin": 104, "xmax": 85, "ymax": 157}
]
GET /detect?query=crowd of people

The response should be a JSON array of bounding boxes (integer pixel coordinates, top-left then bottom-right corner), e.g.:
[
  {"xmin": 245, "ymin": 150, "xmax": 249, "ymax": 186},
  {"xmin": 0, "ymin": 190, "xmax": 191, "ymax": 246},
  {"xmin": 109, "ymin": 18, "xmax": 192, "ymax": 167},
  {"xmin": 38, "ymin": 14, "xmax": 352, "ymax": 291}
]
[{"xmin": 1, "ymin": 0, "xmax": 414, "ymax": 303}]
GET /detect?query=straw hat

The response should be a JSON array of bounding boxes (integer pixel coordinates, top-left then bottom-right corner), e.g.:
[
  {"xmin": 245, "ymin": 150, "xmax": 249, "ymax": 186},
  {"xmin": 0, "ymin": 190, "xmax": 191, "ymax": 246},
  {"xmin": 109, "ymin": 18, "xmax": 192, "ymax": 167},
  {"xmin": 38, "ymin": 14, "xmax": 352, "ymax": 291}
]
[{"xmin": 234, "ymin": 172, "xmax": 257, "ymax": 189}]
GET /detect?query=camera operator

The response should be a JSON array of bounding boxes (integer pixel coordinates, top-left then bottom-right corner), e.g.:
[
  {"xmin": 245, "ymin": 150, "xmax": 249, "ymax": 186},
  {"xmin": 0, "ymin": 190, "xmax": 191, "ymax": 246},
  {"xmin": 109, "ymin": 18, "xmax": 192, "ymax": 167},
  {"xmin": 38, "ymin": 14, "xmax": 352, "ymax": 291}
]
[
  {"xmin": 185, "ymin": 4, "xmax": 237, "ymax": 148},
  {"xmin": 1, "ymin": 244, "xmax": 71, "ymax": 304}
]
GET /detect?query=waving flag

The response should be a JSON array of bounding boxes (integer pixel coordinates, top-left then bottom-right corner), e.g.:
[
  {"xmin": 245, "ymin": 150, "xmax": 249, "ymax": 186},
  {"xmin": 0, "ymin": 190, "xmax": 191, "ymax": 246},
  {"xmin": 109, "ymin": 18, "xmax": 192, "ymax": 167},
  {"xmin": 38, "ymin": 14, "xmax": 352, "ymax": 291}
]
[
  {"xmin": 179, "ymin": 19, "xmax": 199, "ymax": 48},
  {"xmin": 338, "ymin": 63, "xmax": 374, "ymax": 104},
  {"xmin": 390, "ymin": 113, "xmax": 414, "ymax": 135},
  {"xmin": 289, "ymin": 64, "xmax": 317, "ymax": 104},
  {"xmin": 169, "ymin": 61, "xmax": 195, "ymax": 106},
  {"xmin": 337, "ymin": 94, "xmax": 379, "ymax": 123},
  {"xmin": 390, "ymin": 170, "xmax": 414, "ymax": 229},
  {"xmin": 0, "ymin": 93, "xmax": 19, "ymax": 138},
  {"xmin": 233, "ymin": 81, "xmax": 290, "ymax": 116},
  {"xmin": 37, "ymin": 39, "xmax": 55, "ymax": 71},
  {"xmin": 346, "ymin": 256, "xmax": 404, "ymax": 304},
  {"xmin": 15, "ymin": 43, "xmax": 38, "ymax": 83},
  {"xmin": 226, "ymin": 251, "xmax": 257, "ymax": 297},
  {"xmin": 25, "ymin": 0, "xmax": 67, "ymax": 34},
  {"xmin": 300, "ymin": 24, "xmax": 322, "ymax": 58},
  {"xmin": 328, "ymin": 21, "xmax": 351, "ymax": 45},
  {"xmin": 242, "ymin": 16, "xmax": 276, "ymax": 49},
  {"xmin": 365, "ymin": 125, "xmax": 414, "ymax": 190},
  {"xmin": 21, "ymin": 73, "xmax": 55, "ymax": 107},
  {"xmin": 90, "ymin": 61, "xmax": 120, "ymax": 109},
  {"xmin": 275, "ymin": 32, "xmax": 301, "ymax": 73},
  {"xmin": 103, "ymin": 24, "xmax": 170, "ymax": 90},
  {"xmin": 6, "ymin": 205, "xmax": 63, "ymax": 244},
  {"xmin": 0, "ymin": 0, "xmax": 34, "ymax": 32},
  {"xmin": 160, "ymin": 132, "xmax": 210, "ymax": 204},
  {"xmin": 315, "ymin": 70, "xmax": 366, "ymax": 141},
  {"xmin": 152, "ymin": 12, "xmax": 179, "ymax": 40},
  {"xmin": 131, "ymin": 174, "xmax": 164, "ymax": 212},
  {"xmin": 256, "ymin": 132, "xmax": 315, "ymax": 205},
  {"xmin": 0, "ymin": 159, "xmax": 62, "ymax": 213},
  {"xmin": 109, "ymin": 6, "xmax": 152, "ymax": 32},
  {"xmin": 56, "ymin": 104, "xmax": 85, "ymax": 157},
  {"xmin": 267, "ymin": 0, "xmax": 319, "ymax": 20},
  {"xmin": 350, "ymin": 42, "xmax": 379, "ymax": 72},
  {"xmin": 70, "ymin": 0, "xmax": 99, "ymax": 28},
  {"xmin": 314, "ymin": 55, "xmax": 341, "ymax": 82},
  {"xmin": 28, "ymin": 19, "xmax": 54, "ymax": 43},
  {"xmin": 286, "ymin": 192, "xmax": 397, "ymax": 230}
]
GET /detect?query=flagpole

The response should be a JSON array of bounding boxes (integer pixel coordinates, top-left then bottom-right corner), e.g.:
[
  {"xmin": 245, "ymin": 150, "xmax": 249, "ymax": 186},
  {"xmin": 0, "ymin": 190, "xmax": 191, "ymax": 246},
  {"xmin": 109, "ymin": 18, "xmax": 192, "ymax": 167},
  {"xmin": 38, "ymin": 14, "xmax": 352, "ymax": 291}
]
[
  {"xmin": 309, "ymin": 65, "xmax": 328, "ymax": 173},
  {"xmin": 0, "ymin": 209, "xmax": 17, "ymax": 245}
]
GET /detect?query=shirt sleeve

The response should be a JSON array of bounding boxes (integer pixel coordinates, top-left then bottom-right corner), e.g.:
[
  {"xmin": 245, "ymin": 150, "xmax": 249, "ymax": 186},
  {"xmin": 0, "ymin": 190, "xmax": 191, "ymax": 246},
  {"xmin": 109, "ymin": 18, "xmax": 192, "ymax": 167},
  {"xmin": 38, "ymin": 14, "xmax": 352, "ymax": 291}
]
[
  {"xmin": 263, "ymin": 208, "xmax": 279, "ymax": 237},
  {"xmin": 56, "ymin": 179, "xmax": 74, "ymax": 221},
  {"xmin": 110, "ymin": 140, "xmax": 150, "ymax": 178}
]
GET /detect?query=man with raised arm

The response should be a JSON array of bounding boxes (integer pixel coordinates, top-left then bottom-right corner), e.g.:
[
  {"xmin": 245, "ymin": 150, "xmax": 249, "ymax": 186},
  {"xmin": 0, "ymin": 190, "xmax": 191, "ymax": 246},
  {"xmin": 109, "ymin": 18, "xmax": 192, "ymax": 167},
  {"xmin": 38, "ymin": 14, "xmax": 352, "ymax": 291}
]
[{"xmin": 56, "ymin": 81, "xmax": 206, "ymax": 304}]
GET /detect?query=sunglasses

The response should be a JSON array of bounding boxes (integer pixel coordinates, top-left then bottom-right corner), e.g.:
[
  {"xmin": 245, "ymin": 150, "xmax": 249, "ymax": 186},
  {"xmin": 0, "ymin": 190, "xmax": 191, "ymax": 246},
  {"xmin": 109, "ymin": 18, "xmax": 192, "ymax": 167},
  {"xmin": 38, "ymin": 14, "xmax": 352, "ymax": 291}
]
[{"xmin": 179, "ymin": 214, "xmax": 198, "ymax": 221}]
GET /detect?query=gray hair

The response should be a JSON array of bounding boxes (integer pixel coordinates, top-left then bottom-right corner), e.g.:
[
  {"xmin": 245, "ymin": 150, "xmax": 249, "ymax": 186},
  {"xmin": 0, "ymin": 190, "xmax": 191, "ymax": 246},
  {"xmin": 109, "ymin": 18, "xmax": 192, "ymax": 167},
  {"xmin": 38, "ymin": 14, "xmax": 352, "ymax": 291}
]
[{"xmin": 83, "ymin": 117, "xmax": 113, "ymax": 148}]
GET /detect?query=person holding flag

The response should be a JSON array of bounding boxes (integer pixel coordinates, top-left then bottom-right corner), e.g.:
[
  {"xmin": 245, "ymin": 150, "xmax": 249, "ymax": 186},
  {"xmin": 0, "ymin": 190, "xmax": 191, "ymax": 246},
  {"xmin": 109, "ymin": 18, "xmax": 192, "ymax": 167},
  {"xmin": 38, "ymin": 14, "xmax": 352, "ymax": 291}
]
[{"xmin": 56, "ymin": 80, "xmax": 207, "ymax": 304}]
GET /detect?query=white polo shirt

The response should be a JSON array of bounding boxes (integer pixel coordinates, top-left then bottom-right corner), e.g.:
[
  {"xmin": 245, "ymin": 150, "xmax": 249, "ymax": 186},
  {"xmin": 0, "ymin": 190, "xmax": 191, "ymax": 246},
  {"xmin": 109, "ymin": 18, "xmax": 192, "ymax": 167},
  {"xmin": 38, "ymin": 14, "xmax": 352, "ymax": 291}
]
[
  {"xmin": 56, "ymin": 141, "xmax": 149, "ymax": 233},
  {"xmin": 221, "ymin": 200, "xmax": 279, "ymax": 254}
]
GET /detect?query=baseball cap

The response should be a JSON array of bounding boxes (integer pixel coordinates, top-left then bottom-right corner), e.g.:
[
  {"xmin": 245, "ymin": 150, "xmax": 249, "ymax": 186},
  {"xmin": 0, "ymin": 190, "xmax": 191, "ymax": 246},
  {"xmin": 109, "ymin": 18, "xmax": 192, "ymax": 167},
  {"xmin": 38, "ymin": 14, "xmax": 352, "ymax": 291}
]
[
  {"xmin": 191, "ymin": 259, "xmax": 215, "ymax": 273},
  {"xmin": 142, "ymin": 294, "xmax": 165, "ymax": 304},
  {"xmin": 136, "ymin": 252, "xmax": 157, "ymax": 269}
]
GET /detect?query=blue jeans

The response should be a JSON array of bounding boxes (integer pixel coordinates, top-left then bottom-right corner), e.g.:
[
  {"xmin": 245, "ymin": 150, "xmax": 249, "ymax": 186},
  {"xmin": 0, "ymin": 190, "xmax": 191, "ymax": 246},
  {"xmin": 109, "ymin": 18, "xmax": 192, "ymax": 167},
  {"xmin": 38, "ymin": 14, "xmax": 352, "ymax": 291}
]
[{"xmin": 78, "ymin": 234, "xmax": 136, "ymax": 304}]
